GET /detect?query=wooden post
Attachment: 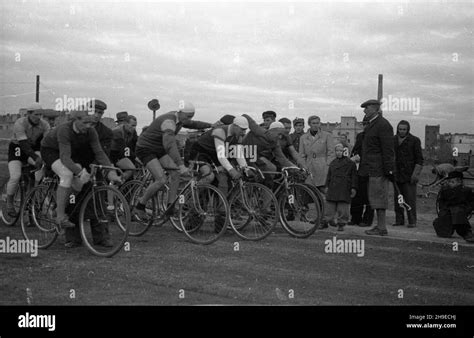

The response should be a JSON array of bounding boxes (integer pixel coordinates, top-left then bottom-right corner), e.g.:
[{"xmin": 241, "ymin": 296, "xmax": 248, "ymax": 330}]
[
  {"xmin": 35, "ymin": 75, "xmax": 40, "ymax": 103},
  {"xmin": 377, "ymin": 74, "xmax": 383, "ymax": 101}
]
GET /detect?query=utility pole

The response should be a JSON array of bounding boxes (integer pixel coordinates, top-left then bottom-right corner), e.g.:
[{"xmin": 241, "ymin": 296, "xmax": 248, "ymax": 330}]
[
  {"xmin": 377, "ymin": 74, "xmax": 383, "ymax": 101},
  {"xmin": 35, "ymin": 75, "xmax": 40, "ymax": 103}
]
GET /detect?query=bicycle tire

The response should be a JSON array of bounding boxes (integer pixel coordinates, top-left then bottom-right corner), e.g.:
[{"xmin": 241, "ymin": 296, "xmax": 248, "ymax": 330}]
[
  {"xmin": 20, "ymin": 185, "xmax": 58, "ymax": 249},
  {"xmin": 1, "ymin": 182, "xmax": 23, "ymax": 226},
  {"xmin": 228, "ymin": 182, "xmax": 278, "ymax": 241},
  {"xmin": 279, "ymin": 183, "xmax": 320, "ymax": 238},
  {"xmin": 127, "ymin": 181, "xmax": 157, "ymax": 236},
  {"xmin": 304, "ymin": 183, "xmax": 325, "ymax": 219},
  {"xmin": 178, "ymin": 183, "xmax": 229, "ymax": 245},
  {"xmin": 79, "ymin": 185, "xmax": 130, "ymax": 257}
]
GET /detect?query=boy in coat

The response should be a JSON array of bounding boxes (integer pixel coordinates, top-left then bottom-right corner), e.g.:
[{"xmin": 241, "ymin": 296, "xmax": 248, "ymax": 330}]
[{"xmin": 323, "ymin": 144, "xmax": 358, "ymax": 231}]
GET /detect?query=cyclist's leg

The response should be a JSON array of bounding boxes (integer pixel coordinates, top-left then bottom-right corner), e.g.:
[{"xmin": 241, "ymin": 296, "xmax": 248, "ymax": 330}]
[
  {"xmin": 136, "ymin": 157, "xmax": 166, "ymax": 207},
  {"xmin": 158, "ymin": 155, "xmax": 179, "ymax": 205},
  {"xmin": 51, "ymin": 159, "xmax": 76, "ymax": 227},
  {"xmin": 116, "ymin": 157, "xmax": 135, "ymax": 182},
  {"xmin": 6, "ymin": 160, "xmax": 22, "ymax": 212}
]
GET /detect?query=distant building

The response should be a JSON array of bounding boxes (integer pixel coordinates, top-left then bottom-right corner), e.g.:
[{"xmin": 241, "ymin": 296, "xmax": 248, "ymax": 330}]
[
  {"xmin": 320, "ymin": 116, "xmax": 364, "ymax": 146},
  {"xmin": 424, "ymin": 125, "xmax": 474, "ymax": 166}
]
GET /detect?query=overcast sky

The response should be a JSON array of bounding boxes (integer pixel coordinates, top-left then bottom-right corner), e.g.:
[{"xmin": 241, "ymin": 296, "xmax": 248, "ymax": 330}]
[{"xmin": 0, "ymin": 0, "xmax": 472, "ymax": 144}]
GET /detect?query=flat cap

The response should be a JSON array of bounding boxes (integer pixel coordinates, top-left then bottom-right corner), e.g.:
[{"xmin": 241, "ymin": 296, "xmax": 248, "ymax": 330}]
[
  {"xmin": 360, "ymin": 99, "xmax": 381, "ymax": 108},
  {"xmin": 278, "ymin": 117, "xmax": 291, "ymax": 125},
  {"xmin": 220, "ymin": 114, "xmax": 235, "ymax": 125},
  {"xmin": 116, "ymin": 111, "xmax": 129, "ymax": 122},
  {"xmin": 293, "ymin": 117, "xmax": 304, "ymax": 126},
  {"xmin": 262, "ymin": 110, "xmax": 276, "ymax": 119},
  {"xmin": 26, "ymin": 103, "xmax": 43, "ymax": 112},
  {"xmin": 87, "ymin": 99, "xmax": 107, "ymax": 112}
]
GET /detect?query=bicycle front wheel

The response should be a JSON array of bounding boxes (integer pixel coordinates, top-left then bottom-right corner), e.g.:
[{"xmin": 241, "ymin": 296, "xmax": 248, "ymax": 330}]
[
  {"xmin": 178, "ymin": 183, "xmax": 229, "ymax": 245},
  {"xmin": 228, "ymin": 182, "xmax": 278, "ymax": 241},
  {"xmin": 20, "ymin": 185, "xmax": 58, "ymax": 249},
  {"xmin": 127, "ymin": 181, "xmax": 156, "ymax": 236},
  {"xmin": 79, "ymin": 185, "xmax": 130, "ymax": 257},
  {"xmin": 279, "ymin": 183, "xmax": 320, "ymax": 238}
]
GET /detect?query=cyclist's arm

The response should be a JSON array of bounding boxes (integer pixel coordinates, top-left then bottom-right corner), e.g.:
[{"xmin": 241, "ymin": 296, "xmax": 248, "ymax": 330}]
[
  {"xmin": 242, "ymin": 114, "xmax": 266, "ymax": 137},
  {"xmin": 212, "ymin": 128, "xmax": 236, "ymax": 171},
  {"xmin": 288, "ymin": 145, "xmax": 305, "ymax": 167},
  {"xmin": 89, "ymin": 128, "xmax": 112, "ymax": 166},
  {"xmin": 161, "ymin": 119, "xmax": 183, "ymax": 166},
  {"xmin": 182, "ymin": 120, "xmax": 212, "ymax": 130},
  {"xmin": 273, "ymin": 144, "xmax": 294, "ymax": 168},
  {"xmin": 235, "ymin": 144, "xmax": 248, "ymax": 168},
  {"xmin": 57, "ymin": 128, "xmax": 83, "ymax": 175}
]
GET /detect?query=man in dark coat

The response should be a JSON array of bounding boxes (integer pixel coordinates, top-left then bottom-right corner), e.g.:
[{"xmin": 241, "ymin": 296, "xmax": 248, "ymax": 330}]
[
  {"xmin": 358, "ymin": 99, "xmax": 395, "ymax": 236},
  {"xmin": 393, "ymin": 120, "xmax": 423, "ymax": 228},
  {"xmin": 290, "ymin": 117, "xmax": 305, "ymax": 154},
  {"xmin": 349, "ymin": 116, "xmax": 374, "ymax": 227},
  {"xmin": 324, "ymin": 144, "xmax": 358, "ymax": 231},
  {"xmin": 433, "ymin": 171, "xmax": 474, "ymax": 243}
]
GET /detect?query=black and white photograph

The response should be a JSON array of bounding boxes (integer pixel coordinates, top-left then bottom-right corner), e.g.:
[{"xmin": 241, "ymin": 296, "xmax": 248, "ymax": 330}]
[{"xmin": 0, "ymin": 0, "xmax": 472, "ymax": 335}]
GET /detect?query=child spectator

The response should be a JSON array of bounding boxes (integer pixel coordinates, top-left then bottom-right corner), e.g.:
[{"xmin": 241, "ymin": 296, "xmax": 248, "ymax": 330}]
[
  {"xmin": 433, "ymin": 171, "xmax": 474, "ymax": 243},
  {"xmin": 323, "ymin": 143, "xmax": 358, "ymax": 231}
]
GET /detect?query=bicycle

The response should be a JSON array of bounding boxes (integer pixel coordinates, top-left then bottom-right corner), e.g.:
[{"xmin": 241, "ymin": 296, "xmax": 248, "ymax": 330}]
[
  {"xmin": 1, "ymin": 164, "xmax": 40, "ymax": 226},
  {"xmin": 20, "ymin": 164, "xmax": 131, "ymax": 257},
  {"xmin": 262, "ymin": 167, "xmax": 322, "ymax": 238},
  {"xmin": 226, "ymin": 166, "xmax": 279, "ymax": 241},
  {"xmin": 129, "ymin": 160, "xmax": 230, "ymax": 245}
]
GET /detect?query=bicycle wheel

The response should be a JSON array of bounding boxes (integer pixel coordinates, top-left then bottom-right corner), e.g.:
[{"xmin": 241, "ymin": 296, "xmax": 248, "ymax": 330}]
[
  {"xmin": 304, "ymin": 183, "xmax": 325, "ymax": 218},
  {"xmin": 127, "ymin": 181, "xmax": 157, "ymax": 236},
  {"xmin": 228, "ymin": 182, "xmax": 278, "ymax": 241},
  {"xmin": 79, "ymin": 185, "xmax": 130, "ymax": 257},
  {"xmin": 279, "ymin": 183, "xmax": 320, "ymax": 238},
  {"xmin": 20, "ymin": 185, "xmax": 58, "ymax": 249},
  {"xmin": 156, "ymin": 185, "xmax": 183, "ymax": 232},
  {"xmin": 1, "ymin": 181, "xmax": 23, "ymax": 226},
  {"xmin": 178, "ymin": 183, "xmax": 229, "ymax": 245}
]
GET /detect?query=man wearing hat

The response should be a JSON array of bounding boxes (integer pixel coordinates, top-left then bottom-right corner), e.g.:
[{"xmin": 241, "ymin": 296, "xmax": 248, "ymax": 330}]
[
  {"xmin": 434, "ymin": 171, "xmax": 474, "ymax": 243},
  {"xmin": 40, "ymin": 110, "xmax": 121, "ymax": 247},
  {"xmin": 349, "ymin": 116, "xmax": 374, "ymax": 227},
  {"xmin": 290, "ymin": 117, "xmax": 305, "ymax": 153},
  {"xmin": 4, "ymin": 103, "xmax": 50, "ymax": 217},
  {"xmin": 261, "ymin": 110, "xmax": 277, "ymax": 129},
  {"xmin": 134, "ymin": 101, "xmax": 219, "ymax": 220},
  {"xmin": 299, "ymin": 115, "xmax": 335, "ymax": 189},
  {"xmin": 86, "ymin": 99, "xmax": 113, "ymax": 158},
  {"xmin": 358, "ymin": 99, "xmax": 395, "ymax": 236},
  {"xmin": 110, "ymin": 111, "xmax": 138, "ymax": 181}
]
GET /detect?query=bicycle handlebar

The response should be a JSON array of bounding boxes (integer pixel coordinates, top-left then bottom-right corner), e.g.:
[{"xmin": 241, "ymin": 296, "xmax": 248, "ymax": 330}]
[{"xmin": 89, "ymin": 164, "xmax": 125, "ymax": 177}]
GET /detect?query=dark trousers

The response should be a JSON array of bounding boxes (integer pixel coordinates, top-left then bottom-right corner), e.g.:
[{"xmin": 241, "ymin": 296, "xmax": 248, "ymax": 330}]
[
  {"xmin": 350, "ymin": 175, "xmax": 374, "ymax": 225},
  {"xmin": 64, "ymin": 183, "xmax": 110, "ymax": 244},
  {"xmin": 393, "ymin": 181, "xmax": 417, "ymax": 225}
]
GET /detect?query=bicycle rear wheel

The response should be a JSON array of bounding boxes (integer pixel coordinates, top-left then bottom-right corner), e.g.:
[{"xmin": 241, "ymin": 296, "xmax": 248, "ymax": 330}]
[
  {"xmin": 279, "ymin": 183, "xmax": 320, "ymax": 238},
  {"xmin": 79, "ymin": 185, "xmax": 130, "ymax": 257},
  {"xmin": 178, "ymin": 183, "xmax": 229, "ymax": 245},
  {"xmin": 304, "ymin": 183, "xmax": 325, "ymax": 219},
  {"xmin": 228, "ymin": 182, "xmax": 278, "ymax": 241},
  {"xmin": 1, "ymin": 182, "xmax": 23, "ymax": 226},
  {"xmin": 20, "ymin": 185, "xmax": 58, "ymax": 249}
]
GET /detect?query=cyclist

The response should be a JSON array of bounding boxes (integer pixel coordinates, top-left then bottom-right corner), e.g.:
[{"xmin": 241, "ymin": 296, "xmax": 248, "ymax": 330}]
[
  {"xmin": 40, "ymin": 110, "xmax": 121, "ymax": 247},
  {"xmin": 5, "ymin": 103, "xmax": 50, "ymax": 216},
  {"xmin": 276, "ymin": 117, "xmax": 307, "ymax": 169},
  {"xmin": 242, "ymin": 115, "xmax": 295, "ymax": 188},
  {"xmin": 189, "ymin": 115, "xmax": 250, "ymax": 195},
  {"xmin": 110, "ymin": 111, "xmax": 137, "ymax": 181},
  {"xmin": 133, "ymin": 101, "xmax": 218, "ymax": 220}
]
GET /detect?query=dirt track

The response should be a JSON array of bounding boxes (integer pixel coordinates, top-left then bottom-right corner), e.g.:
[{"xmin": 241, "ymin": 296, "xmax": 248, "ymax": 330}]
[{"xmin": 1, "ymin": 166, "xmax": 474, "ymax": 305}]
